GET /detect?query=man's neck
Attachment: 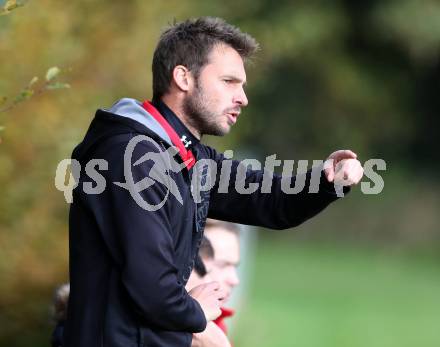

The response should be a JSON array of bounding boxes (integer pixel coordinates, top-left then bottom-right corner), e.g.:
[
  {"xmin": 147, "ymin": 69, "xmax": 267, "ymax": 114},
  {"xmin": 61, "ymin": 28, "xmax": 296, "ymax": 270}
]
[{"xmin": 160, "ymin": 95, "xmax": 201, "ymax": 140}]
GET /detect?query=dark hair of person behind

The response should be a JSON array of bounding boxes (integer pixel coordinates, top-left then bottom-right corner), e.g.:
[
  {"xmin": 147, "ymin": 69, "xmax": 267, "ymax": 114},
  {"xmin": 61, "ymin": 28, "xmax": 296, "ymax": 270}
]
[
  {"xmin": 193, "ymin": 236, "xmax": 214, "ymax": 276},
  {"xmin": 152, "ymin": 16, "xmax": 259, "ymax": 100}
]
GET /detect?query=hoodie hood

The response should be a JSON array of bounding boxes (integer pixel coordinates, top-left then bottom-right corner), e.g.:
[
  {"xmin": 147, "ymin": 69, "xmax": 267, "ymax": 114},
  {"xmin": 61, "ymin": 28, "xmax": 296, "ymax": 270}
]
[
  {"xmin": 72, "ymin": 98, "xmax": 172, "ymax": 162},
  {"xmin": 107, "ymin": 98, "xmax": 171, "ymax": 145}
]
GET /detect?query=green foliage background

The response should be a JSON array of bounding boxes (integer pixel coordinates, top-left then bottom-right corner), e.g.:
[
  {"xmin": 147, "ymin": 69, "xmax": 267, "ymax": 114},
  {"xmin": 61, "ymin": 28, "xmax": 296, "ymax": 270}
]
[{"xmin": 0, "ymin": 0, "xmax": 439, "ymax": 346}]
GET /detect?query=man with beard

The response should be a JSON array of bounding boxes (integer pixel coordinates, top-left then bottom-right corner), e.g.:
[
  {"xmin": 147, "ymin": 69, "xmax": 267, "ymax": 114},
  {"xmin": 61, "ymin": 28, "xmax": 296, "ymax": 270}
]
[{"xmin": 64, "ymin": 17, "xmax": 364, "ymax": 347}]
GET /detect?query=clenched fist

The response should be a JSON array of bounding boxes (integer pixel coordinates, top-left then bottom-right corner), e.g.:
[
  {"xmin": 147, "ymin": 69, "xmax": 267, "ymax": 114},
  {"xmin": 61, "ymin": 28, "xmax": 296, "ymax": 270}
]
[
  {"xmin": 189, "ymin": 282, "xmax": 225, "ymax": 322},
  {"xmin": 324, "ymin": 150, "xmax": 364, "ymax": 186}
]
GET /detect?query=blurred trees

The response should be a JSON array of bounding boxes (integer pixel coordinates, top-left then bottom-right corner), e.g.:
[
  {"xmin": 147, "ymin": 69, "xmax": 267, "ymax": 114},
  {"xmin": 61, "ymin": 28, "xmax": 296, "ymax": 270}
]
[
  {"xmin": 223, "ymin": 0, "xmax": 440, "ymax": 172},
  {"xmin": 0, "ymin": 67, "xmax": 70, "ymax": 118},
  {"xmin": 0, "ymin": 0, "xmax": 25, "ymax": 16},
  {"xmin": 0, "ymin": 0, "xmax": 439, "ymax": 346}
]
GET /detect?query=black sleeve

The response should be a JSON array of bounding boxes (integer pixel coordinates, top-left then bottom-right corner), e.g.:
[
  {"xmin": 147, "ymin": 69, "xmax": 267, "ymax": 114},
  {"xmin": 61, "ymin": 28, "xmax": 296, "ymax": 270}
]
[
  {"xmin": 204, "ymin": 146, "xmax": 349, "ymax": 229},
  {"xmin": 94, "ymin": 138, "xmax": 207, "ymax": 332}
]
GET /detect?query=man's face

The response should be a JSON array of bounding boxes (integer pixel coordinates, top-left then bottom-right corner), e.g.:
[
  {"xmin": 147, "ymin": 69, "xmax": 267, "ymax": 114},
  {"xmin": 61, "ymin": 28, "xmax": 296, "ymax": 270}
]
[
  {"xmin": 183, "ymin": 43, "xmax": 248, "ymax": 136},
  {"xmin": 204, "ymin": 227, "xmax": 240, "ymax": 304}
]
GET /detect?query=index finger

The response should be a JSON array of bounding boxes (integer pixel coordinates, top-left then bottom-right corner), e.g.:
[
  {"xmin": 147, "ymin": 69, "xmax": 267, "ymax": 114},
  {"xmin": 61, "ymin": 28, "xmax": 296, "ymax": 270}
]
[
  {"xmin": 341, "ymin": 149, "xmax": 357, "ymax": 158},
  {"xmin": 331, "ymin": 149, "xmax": 357, "ymax": 161}
]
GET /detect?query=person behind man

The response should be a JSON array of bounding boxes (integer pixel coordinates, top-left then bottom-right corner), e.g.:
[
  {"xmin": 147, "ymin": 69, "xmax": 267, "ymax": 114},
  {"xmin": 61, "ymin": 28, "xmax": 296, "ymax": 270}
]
[
  {"xmin": 186, "ymin": 237, "xmax": 232, "ymax": 347},
  {"xmin": 64, "ymin": 17, "xmax": 364, "ymax": 347},
  {"xmin": 51, "ymin": 283, "xmax": 70, "ymax": 347},
  {"xmin": 186, "ymin": 236, "xmax": 215, "ymax": 291},
  {"xmin": 204, "ymin": 219, "xmax": 241, "ymax": 336},
  {"xmin": 189, "ymin": 220, "xmax": 243, "ymax": 345}
]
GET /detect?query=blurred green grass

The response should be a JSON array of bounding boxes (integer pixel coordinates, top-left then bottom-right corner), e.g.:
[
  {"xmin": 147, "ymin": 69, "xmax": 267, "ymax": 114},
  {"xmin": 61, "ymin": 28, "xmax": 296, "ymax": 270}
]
[{"xmin": 233, "ymin": 238, "xmax": 440, "ymax": 347}]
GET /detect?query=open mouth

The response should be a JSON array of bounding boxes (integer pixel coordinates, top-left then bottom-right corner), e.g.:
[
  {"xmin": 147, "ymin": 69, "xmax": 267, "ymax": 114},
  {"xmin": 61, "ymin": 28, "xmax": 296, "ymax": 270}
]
[{"xmin": 226, "ymin": 111, "xmax": 239, "ymax": 125}]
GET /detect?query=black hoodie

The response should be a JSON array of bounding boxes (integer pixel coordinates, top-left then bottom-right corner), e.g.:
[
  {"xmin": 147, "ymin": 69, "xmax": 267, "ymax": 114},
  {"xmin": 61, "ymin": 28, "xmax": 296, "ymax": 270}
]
[{"xmin": 63, "ymin": 98, "xmax": 345, "ymax": 347}]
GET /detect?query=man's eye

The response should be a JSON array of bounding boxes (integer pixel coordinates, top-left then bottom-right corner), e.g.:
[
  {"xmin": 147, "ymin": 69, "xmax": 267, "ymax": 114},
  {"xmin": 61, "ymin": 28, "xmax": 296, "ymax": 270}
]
[{"xmin": 223, "ymin": 79, "xmax": 233, "ymax": 84}]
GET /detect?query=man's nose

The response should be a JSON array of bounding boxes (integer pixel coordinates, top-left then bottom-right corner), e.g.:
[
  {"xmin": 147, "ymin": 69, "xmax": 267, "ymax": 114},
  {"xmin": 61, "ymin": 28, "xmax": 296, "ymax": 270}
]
[
  {"xmin": 234, "ymin": 87, "xmax": 248, "ymax": 107},
  {"xmin": 228, "ymin": 268, "xmax": 240, "ymax": 287}
]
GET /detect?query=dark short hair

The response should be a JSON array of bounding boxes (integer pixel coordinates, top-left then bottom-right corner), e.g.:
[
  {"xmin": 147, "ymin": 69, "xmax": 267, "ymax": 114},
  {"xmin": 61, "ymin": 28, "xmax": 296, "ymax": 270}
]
[
  {"xmin": 152, "ymin": 17, "xmax": 259, "ymax": 100},
  {"xmin": 194, "ymin": 236, "xmax": 214, "ymax": 276}
]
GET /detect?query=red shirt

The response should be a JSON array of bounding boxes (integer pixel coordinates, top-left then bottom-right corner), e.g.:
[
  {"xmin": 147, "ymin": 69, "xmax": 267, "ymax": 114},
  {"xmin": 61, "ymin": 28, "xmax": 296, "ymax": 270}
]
[{"xmin": 214, "ymin": 307, "xmax": 235, "ymax": 334}]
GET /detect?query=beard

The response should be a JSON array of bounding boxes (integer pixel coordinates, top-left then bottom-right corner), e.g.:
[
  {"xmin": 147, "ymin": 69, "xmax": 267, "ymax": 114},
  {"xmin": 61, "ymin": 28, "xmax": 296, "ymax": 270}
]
[{"xmin": 183, "ymin": 81, "xmax": 228, "ymax": 137}]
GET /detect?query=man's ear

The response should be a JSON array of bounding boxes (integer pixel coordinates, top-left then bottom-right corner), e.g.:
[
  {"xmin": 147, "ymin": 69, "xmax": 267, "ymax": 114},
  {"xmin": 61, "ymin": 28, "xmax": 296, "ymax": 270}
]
[{"xmin": 172, "ymin": 65, "xmax": 193, "ymax": 92}]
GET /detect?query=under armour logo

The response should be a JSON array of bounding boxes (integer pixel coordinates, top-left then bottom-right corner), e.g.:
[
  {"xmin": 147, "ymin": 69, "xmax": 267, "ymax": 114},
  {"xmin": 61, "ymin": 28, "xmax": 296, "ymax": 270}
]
[{"xmin": 181, "ymin": 135, "xmax": 192, "ymax": 148}]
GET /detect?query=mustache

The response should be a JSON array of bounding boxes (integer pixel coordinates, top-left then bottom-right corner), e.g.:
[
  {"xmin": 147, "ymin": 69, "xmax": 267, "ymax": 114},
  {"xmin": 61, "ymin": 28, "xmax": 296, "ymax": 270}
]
[{"xmin": 224, "ymin": 107, "xmax": 241, "ymax": 114}]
